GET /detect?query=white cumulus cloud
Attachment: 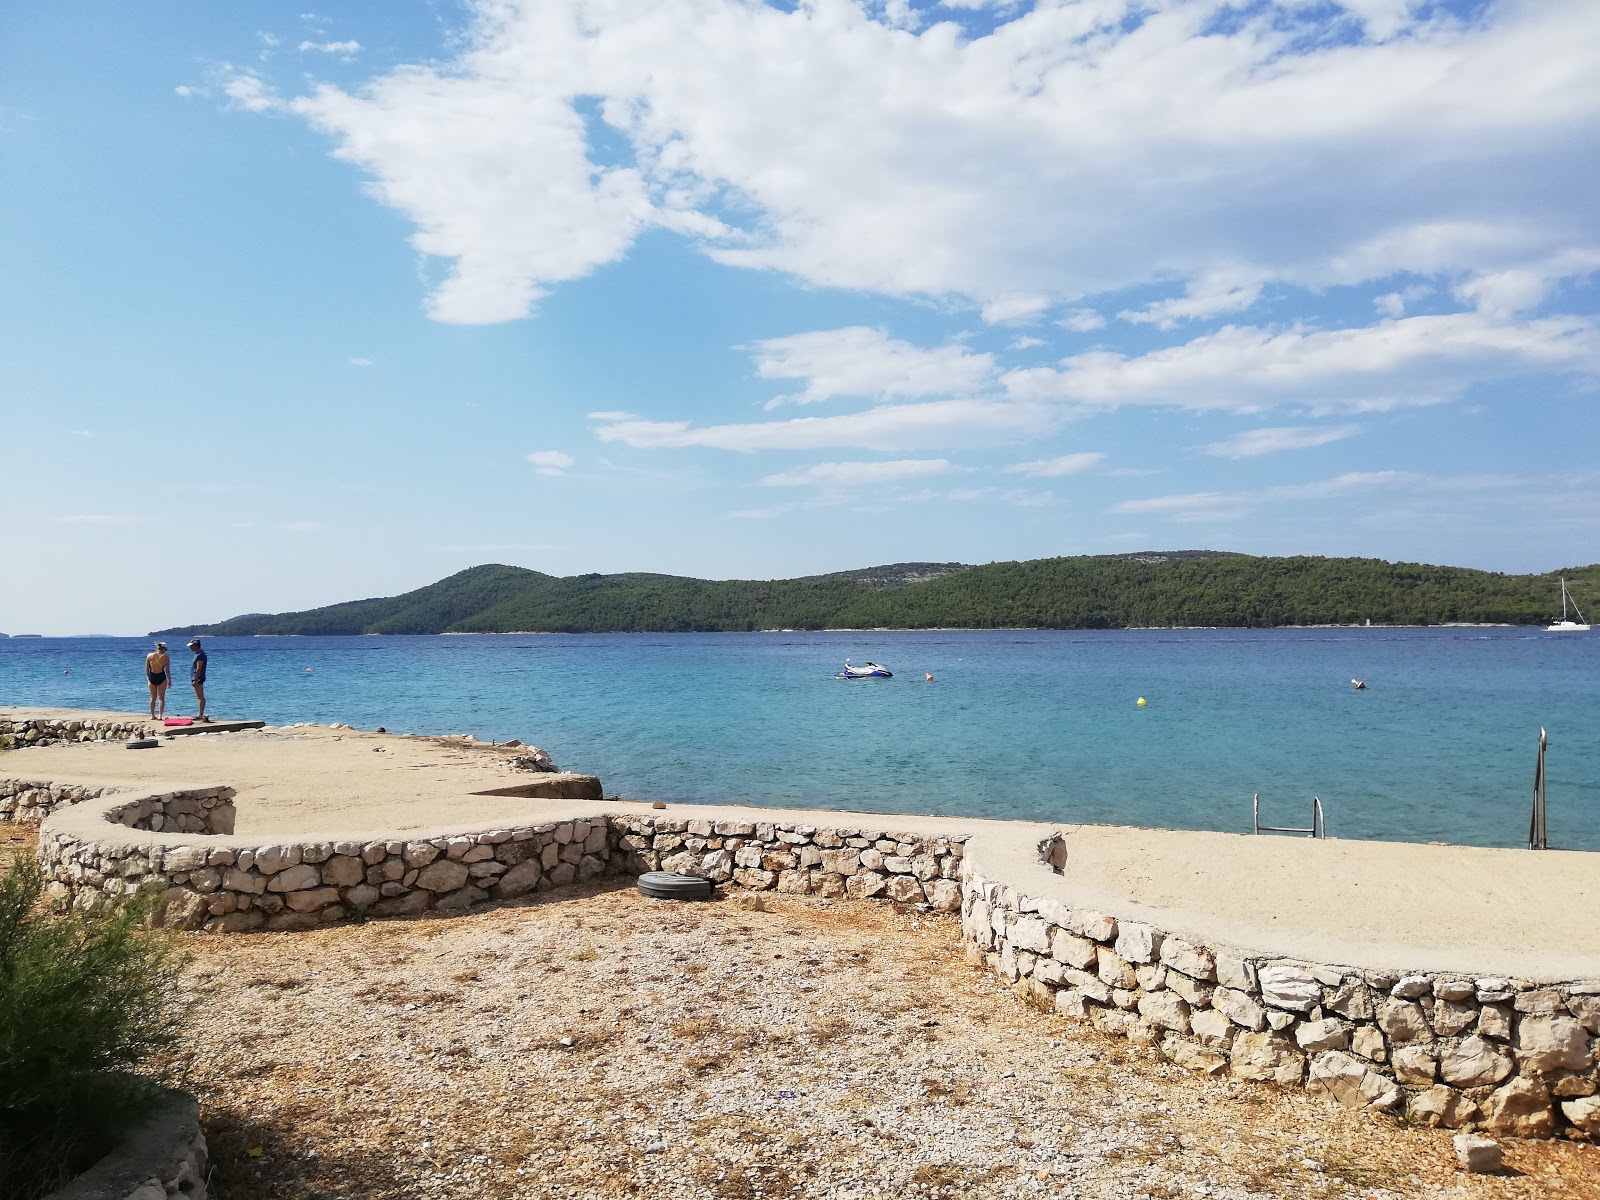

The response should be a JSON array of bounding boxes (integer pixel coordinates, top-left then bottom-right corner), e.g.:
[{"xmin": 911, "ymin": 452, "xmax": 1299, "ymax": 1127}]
[{"xmin": 752, "ymin": 327, "xmax": 996, "ymax": 409}]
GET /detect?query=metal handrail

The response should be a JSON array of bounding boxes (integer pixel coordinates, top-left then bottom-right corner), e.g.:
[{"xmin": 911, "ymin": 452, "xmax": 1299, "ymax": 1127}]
[
  {"xmin": 1253, "ymin": 793, "xmax": 1325, "ymax": 839},
  {"xmin": 1529, "ymin": 727, "xmax": 1548, "ymax": 850}
]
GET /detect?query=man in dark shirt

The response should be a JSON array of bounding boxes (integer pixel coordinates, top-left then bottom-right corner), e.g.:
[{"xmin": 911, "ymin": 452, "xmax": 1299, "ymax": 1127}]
[{"xmin": 188, "ymin": 639, "xmax": 209, "ymax": 721}]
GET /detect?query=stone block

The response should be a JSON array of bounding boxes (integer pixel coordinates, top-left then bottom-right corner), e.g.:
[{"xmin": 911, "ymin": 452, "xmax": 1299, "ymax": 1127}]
[
  {"xmin": 1010, "ymin": 916, "xmax": 1051, "ymax": 953},
  {"xmin": 775, "ymin": 869, "xmax": 814, "ymax": 895},
  {"xmin": 1070, "ymin": 910, "xmax": 1116, "ymax": 943},
  {"xmin": 1161, "ymin": 1034, "xmax": 1227, "ymax": 1076},
  {"xmin": 415, "ymin": 860, "xmax": 470, "ymax": 893},
  {"xmin": 1453, "ymin": 1134, "xmax": 1503, "ymax": 1173},
  {"xmin": 490, "ymin": 859, "xmax": 543, "ymax": 899},
  {"xmin": 1514, "ymin": 988, "xmax": 1566, "ymax": 1015},
  {"xmin": 1433, "ymin": 998, "xmax": 1478, "ymax": 1037},
  {"xmin": 845, "ymin": 871, "xmax": 887, "ymax": 899},
  {"xmin": 1391, "ymin": 974, "xmax": 1432, "ymax": 999},
  {"xmin": 1114, "ymin": 922, "xmax": 1162, "ymax": 964},
  {"xmin": 283, "ymin": 887, "xmax": 341, "ymax": 913},
  {"xmin": 266, "ymin": 864, "xmax": 321, "ymax": 893},
  {"xmin": 1560, "ymin": 1094, "xmax": 1600, "ymax": 1133},
  {"xmin": 1295, "ymin": 1018, "xmax": 1349, "ymax": 1053},
  {"xmin": 1190, "ymin": 1007, "xmax": 1235, "ymax": 1048},
  {"xmin": 1212, "ymin": 986, "xmax": 1267, "ymax": 1032},
  {"xmin": 1407, "ymin": 1085, "xmax": 1475, "ymax": 1129},
  {"xmin": 1214, "ymin": 953, "xmax": 1257, "ymax": 993},
  {"xmin": 885, "ymin": 875, "xmax": 925, "ymax": 904},
  {"xmin": 1050, "ymin": 930, "xmax": 1097, "ymax": 970},
  {"xmin": 1440, "ymin": 1035, "xmax": 1514, "ymax": 1088},
  {"xmin": 1061, "ymin": 968, "xmax": 1112, "ymax": 1005},
  {"xmin": 926, "ymin": 879, "xmax": 962, "ymax": 911},
  {"xmin": 1096, "ymin": 948, "xmax": 1136, "ymax": 990},
  {"xmin": 343, "ymin": 883, "xmax": 380, "ymax": 910},
  {"xmin": 1258, "ymin": 964, "xmax": 1322, "ymax": 1013},
  {"xmin": 1138, "ymin": 990, "xmax": 1191, "ymax": 1034},
  {"xmin": 435, "ymin": 885, "xmax": 488, "ymax": 911},
  {"xmin": 321, "ymin": 856, "xmax": 365, "ymax": 887},
  {"xmin": 253, "ymin": 845, "xmax": 301, "ymax": 875},
  {"xmin": 1392, "ymin": 1043, "xmax": 1437, "ymax": 1086},
  {"xmin": 1479, "ymin": 1002, "xmax": 1513, "ymax": 1041},
  {"xmin": 1135, "ymin": 963, "xmax": 1167, "ymax": 992},
  {"xmin": 1166, "ymin": 972, "xmax": 1214, "ymax": 1008},
  {"xmin": 1515, "ymin": 1015, "xmax": 1593, "ymax": 1073},
  {"xmin": 1378, "ymin": 999, "xmax": 1432, "ymax": 1045},
  {"xmin": 820, "ymin": 849, "xmax": 861, "ymax": 875},
  {"xmin": 403, "ymin": 843, "xmax": 440, "ymax": 868},
  {"xmin": 1160, "ymin": 938, "xmax": 1216, "ymax": 981},
  {"xmin": 1481, "ymin": 1077, "xmax": 1555, "ymax": 1138},
  {"xmin": 1308, "ymin": 1050, "xmax": 1400, "ymax": 1110},
  {"xmin": 1230, "ymin": 1032, "xmax": 1304, "ymax": 1085}
]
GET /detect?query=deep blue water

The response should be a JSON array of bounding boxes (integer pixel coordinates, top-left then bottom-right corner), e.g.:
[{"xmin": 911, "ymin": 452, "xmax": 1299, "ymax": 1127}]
[{"xmin": 2, "ymin": 629, "xmax": 1597, "ymax": 850}]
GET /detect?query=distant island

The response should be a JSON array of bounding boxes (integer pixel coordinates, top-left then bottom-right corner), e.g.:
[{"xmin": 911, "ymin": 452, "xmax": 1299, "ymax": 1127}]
[{"xmin": 151, "ymin": 552, "xmax": 1600, "ymax": 636}]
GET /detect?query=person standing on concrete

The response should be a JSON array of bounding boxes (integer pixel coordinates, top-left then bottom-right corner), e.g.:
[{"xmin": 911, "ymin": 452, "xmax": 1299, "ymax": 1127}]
[
  {"xmin": 188, "ymin": 639, "xmax": 209, "ymax": 722},
  {"xmin": 145, "ymin": 642, "xmax": 171, "ymax": 719}
]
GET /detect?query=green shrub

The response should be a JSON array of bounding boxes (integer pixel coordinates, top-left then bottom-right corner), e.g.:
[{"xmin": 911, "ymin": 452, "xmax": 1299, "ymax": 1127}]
[{"xmin": 0, "ymin": 857, "xmax": 192, "ymax": 1200}]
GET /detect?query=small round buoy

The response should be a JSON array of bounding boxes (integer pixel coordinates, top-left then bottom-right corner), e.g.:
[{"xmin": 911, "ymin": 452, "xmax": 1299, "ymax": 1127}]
[
  {"xmin": 925, "ymin": 672, "xmax": 934, "ymax": 681},
  {"xmin": 1136, "ymin": 697, "xmax": 1147, "ymax": 707},
  {"xmin": 305, "ymin": 667, "xmax": 313, "ymax": 673},
  {"xmin": 63, "ymin": 670, "xmax": 70, "ymax": 675}
]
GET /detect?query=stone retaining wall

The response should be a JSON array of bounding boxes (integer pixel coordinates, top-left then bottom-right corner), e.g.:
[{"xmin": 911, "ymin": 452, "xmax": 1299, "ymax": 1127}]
[
  {"xmin": 2, "ymin": 716, "xmax": 152, "ymax": 751},
  {"xmin": 22, "ymin": 781, "xmax": 1599, "ymax": 1141},
  {"xmin": 961, "ymin": 867, "xmax": 1600, "ymax": 1141},
  {"xmin": 44, "ymin": 1086, "xmax": 208, "ymax": 1200},
  {"xmin": 1, "ymin": 778, "xmax": 116, "ymax": 824}
]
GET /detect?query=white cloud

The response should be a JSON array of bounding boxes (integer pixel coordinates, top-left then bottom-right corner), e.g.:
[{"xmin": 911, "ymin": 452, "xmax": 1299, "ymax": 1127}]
[
  {"xmin": 760, "ymin": 458, "xmax": 957, "ymax": 488},
  {"xmin": 751, "ymin": 327, "xmax": 995, "ymax": 409},
  {"xmin": 1057, "ymin": 309, "xmax": 1106, "ymax": 333},
  {"xmin": 1005, "ymin": 312, "xmax": 1600, "ymax": 416},
  {"xmin": 526, "ymin": 450, "xmax": 576, "ymax": 476},
  {"xmin": 257, "ymin": 0, "xmax": 1600, "ymax": 326},
  {"xmin": 1008, "ymin": 336, "xmax": 1046, "ymax": 350},
  {"xmin": 174, "ymin": 85, "xmax": 193, "ymax": 98},
  {"xmin": 300, "ymin": 40, "xmax": 361, "ymax": 54},
  {"xmin": 591, "ymin": 398, "xmax": 1055, "ymax": 453},
  {"xmin": 1004, "ymin": 452, "xmax": 1105, "ymax": 477},
  {"xmin": 1202, "ymin": 425, "xmax": 1360, "ymax": 459},
  {"xmin": 223, "ymin": 71, "xmax": 280, "ymax": 113},
  {"xmin": 1119, "ymin": 269, "xmax": 1263, "ymax": 330},
  {"xmin": 347, "ymin": 355, "xmax": 374, "ymax": 366},
  {"xmin": 1113, "ymin": 471, "xmax": 1407, "ymax": 521},
  {"xmin": 980, "ymin": 294, "xmax": 1051, "ymax": 324}
]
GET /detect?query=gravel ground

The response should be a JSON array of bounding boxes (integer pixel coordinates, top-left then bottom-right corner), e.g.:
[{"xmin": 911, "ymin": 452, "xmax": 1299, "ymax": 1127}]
[
  {"xmin": 165, "ymin": 885, "xmax": 1598, "ymax": 1200},
  {"xmin": 1, "ymin": 821, "xmax": 35, "ymax": 874}
]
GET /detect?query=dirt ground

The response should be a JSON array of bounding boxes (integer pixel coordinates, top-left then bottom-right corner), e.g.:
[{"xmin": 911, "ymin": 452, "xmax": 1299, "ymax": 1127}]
[
  {"xmin": 0, "ymin": 821, "xmax": 35, "ymax": 875},
  {"xmin": 167, "ymin": 887, "xmax": 1599, "ymax": 1200}
]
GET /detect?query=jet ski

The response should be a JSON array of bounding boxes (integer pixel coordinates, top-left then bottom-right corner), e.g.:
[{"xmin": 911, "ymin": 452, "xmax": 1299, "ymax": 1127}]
[{"xmin": 836, "ymin": 659, "xmax": 892, "ymax": 679}]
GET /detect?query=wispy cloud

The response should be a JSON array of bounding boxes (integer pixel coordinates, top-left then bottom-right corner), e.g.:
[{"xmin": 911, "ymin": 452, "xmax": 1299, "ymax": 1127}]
[
  {"xmin": 1004, "ymin": 452, "xmax": 1105, "ymax": 478},
  {"xmin": 1202, "ymin": 425, "xmax": 1359, "ymax": 459},
  {"xmin": 752, "ymin": 327, "xmax": 995, "ymax": 409},
  {"xmin": 760, "ymin": 458, "xmax": 957, "ymax": 488},
  {"xmin": 299, "ymin": 40, "xmax": 361, "ymax": 55},
  {"xmin": 526, "ymin": 450, "xmax": 576, "ymax": 476}
]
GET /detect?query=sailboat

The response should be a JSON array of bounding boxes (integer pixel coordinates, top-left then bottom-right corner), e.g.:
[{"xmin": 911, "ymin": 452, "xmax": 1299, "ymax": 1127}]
[{"xmin": 1547, "ymin": 577, "xmax": 1591, "ymax": 632}]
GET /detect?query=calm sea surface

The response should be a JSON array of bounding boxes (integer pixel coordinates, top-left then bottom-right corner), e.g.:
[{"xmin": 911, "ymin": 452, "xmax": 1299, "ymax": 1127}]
[{"xmin": 2, "ymin": 630, "xmax": 1596, "ymax": 850}]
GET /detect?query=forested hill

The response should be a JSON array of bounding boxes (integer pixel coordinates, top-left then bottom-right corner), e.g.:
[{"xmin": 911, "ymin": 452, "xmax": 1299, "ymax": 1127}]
[{"xmin": 152, "ymin": 553, "xmax": 1600, "ymax": 635}]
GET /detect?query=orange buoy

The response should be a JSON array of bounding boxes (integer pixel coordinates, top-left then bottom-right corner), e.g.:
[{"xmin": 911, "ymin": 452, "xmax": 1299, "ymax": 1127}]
[{"xmin": 925, "ymin": 672, "xmax": 934, "ymax": 681}]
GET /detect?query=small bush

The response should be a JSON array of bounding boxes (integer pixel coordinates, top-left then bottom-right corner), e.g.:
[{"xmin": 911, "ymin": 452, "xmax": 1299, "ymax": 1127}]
[{"xmin": 0, "ymin": 857, "xmax": 192, "ymax": 1200}]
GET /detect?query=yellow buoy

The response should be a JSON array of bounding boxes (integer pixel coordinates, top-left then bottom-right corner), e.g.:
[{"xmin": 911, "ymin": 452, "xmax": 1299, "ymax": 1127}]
[{"xmin": 1136, "ymin": 696, "xmax": 1147, "ymax": 707}]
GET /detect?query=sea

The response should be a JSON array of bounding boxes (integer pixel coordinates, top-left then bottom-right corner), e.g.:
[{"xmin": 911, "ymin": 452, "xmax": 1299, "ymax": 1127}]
[{"xmin": 2, "ymin": 629, "xmax": 1597, "ymax": 851}]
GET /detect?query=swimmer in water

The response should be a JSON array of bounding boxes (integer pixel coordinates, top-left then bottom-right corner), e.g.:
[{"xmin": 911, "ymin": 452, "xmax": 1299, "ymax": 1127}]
[
  {"xmin": 146, "ymin": 642, "xmax": 171, "ymax": 718},
  {"xmin": 1351, "ymin": 679, "xmax": 1366, "ymax": 690}
]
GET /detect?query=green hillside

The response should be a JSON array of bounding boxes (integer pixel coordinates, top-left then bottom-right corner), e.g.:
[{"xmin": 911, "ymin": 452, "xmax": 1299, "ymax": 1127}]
[{"xmin": 153, "ymin": 553, "xmax": 1600, "ymax": 636}]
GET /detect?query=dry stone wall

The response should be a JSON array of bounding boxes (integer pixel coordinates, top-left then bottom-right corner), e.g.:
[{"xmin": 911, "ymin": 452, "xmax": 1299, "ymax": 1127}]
[
  {"xmin": 962, "ymin": 869, "xmax": 1600, "ymax": 1141},
  {"xmin": 1, "ymin": 778, "xmax": 116, "ymax": 823},
  {"xmin": 611, "ymin": 814, "xmax": 966, "ymax": 910},
  {"xmin": 2, "ymin": 716, "xmax": 152, "ymax": 750},
  {"xmin": 19, "ymin": 776, "xmax": 1597, "ymax": 1141}
]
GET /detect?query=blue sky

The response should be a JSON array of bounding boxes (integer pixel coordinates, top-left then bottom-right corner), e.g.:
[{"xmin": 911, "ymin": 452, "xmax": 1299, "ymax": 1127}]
[{"xmin": 2, "ymin": 0, "xmax": 1597, "ymax": 634}]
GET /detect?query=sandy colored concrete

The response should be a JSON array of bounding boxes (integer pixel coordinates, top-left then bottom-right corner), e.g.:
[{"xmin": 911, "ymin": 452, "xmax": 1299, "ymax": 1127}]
[{"xmin": 6, "ymin": 707, "xmax": 1598, "ymax": 980}]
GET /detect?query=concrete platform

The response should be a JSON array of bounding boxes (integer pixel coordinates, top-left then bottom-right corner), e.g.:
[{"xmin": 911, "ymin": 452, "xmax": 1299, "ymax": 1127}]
[{"xmin": 162, "ymin": 719, "xmax": 266, "ymax": 736}]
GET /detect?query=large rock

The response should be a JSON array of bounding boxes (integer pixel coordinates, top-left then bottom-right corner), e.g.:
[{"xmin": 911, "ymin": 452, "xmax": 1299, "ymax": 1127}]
[
  {"xmin": 1190, "ymin": 1007, "xmax": 1235, "ymax": 1047},
  {"xmin": 884, "ymin": 875, "xmax": 925, "ymax": 904},
  {"xmin": 845, "ymin": 871, "xmax": 887, "ymax": 899},
  {"xmin": 1096, "ymin": 948, "xmax": 1136, "ymax": 990},
  {"xmin": 1308, "ymin": 1050, "xmax": 1402, "ymax": 1110},
  {"xmin": 1161, "ymin": 1034, "xmax": 1227, "ymax": 1076},
  {"xmin": 1114, "ymin": 921, "xmax": 1162, "ymax": 964},
  {"xmin": 925, "ymin": 879, "xmax": 962, "ymax": 912},
  {"xmin": 820, "ymin": 849, "xmax": 861, "ymax": 875},
  {"xmin": 1258, "ymin": 964, "xmax": 1321, "ymax": 1013},
  {"xmin": 1453, "ymin": 1134, "xmax": 1503, "ymax": 1173},
  {"xmin": 1160, "ymin": 937, "xmax": 1215, "ymax": 981},
  {"xmin": 1392, "ymin": 1044, "xmax": 1437, "ymax": 1086},
  {"xmin": 1515, "ymin": 1015, "xmax": 1593, "ymax": 1073},
  {"xmin": 1214, "ymin": 953, "xmax": 1257, "ymax": 993},
  {"xmin": 1440, "ymin": 1035, "xmax": 1515, "ymax": 1088},
  {"xmin": 283, "ymin": 886, "xmax": 341, "ymax": 913},
  {"xmin": 1051, "ymin": 930, "xmax": 1098, "ymax": 970},
  {"xmin": 1295, "ymin": 1018, "xmax": 1349, "ymax": 1053},
  {"xmin": 1229, "ymin": 1032, "xmax": 1304, "ymax": 1085},
  {"xmin": 415, "ymin": 860, "xmax": 470, "ymax": 892},
  {"xmin": 321, "ymin": 855, "xmax": 365, "ymax": 887},
  {"xmin": 1009, "ymin": 917, "xmax": 1051, "ymax": 954},
  {"xmin": 1138, "ymin": 991, "xmax": 1191, "ymax": 1034},
  {"xmin": 1560, "ymin": 1094, "xmax": 1600, "ymax": 1133},
  {"xmin": 1377, "ymin": 999, "xmax": 1432, "ymax": 1045},
  {"xmin": 1212, "ymin": 986, "xmax": 1267, "ymax": 1032},
  {"xmin": 489, "ymin": 859, "xmax": 543, "ymax": 899},
  {"xmin": 1407, "ymin": 1085, "xmax": 1475, "ymax": 1129},
  {"xmin": 266, "ymin": 863, "xmax": 321, "ymax": 893},
  {"xmin": 1481, "ymin": 1077, "xmax": 1555, "ymax": 1138}
]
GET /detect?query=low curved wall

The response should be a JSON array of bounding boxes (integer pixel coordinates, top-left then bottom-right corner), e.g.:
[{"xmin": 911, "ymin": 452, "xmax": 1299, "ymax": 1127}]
[
  {"xmin": 2, "ymin": 779, "xmax": 116, "ymax": 824},
  {"xmin": 43, "ymin": 1086, "xmax": 207, "ymax": 1200},
  {"xmin": 18, "ymin": 774, "xmax": 1599, "ymax": 1141},
  {"xmin": 3, "ymin": 717, "xmax": 152, "ymax": 751}
]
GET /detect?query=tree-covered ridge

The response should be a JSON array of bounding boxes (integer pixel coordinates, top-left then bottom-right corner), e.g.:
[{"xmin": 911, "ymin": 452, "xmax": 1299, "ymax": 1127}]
[{"xmin": 153, "ymin": 555, "xmax": 1600, "ymax": 636}]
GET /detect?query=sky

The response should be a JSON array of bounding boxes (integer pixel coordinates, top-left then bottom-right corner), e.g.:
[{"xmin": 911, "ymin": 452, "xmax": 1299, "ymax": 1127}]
[{"xmin": 2, "ymin": 0, "xmax": 1597, "ymax": 635}]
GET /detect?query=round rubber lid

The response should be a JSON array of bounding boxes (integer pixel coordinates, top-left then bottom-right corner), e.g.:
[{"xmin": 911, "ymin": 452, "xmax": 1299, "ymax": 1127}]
[{"xmin": 637, "ymin": 871, "xmax": 715, "ymax": 898}]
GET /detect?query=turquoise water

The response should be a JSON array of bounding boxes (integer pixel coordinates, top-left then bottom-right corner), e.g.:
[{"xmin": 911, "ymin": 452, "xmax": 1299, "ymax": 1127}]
[{"xmin": 2, "ymin": 630, "xmax": 1597, "ymax": 850}]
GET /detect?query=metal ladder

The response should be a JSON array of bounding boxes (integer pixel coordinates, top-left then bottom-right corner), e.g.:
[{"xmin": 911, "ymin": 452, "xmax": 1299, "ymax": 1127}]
[
  {"xmin": 1253, "ymin": 793, "xmax": 1325, "ymax": 839},
  {"xmin": 1529, "ymin": 727, "xmax": 1548, "ymax": 850}
]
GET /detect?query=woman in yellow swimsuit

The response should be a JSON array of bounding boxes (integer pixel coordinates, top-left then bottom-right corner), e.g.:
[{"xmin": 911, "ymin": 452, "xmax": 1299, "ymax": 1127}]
[{"xmin": 145, "ymin": 642, "xmax": 171, "ymax": 719}]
